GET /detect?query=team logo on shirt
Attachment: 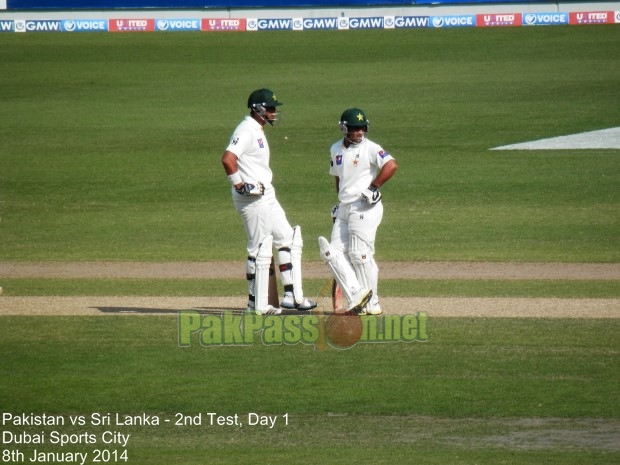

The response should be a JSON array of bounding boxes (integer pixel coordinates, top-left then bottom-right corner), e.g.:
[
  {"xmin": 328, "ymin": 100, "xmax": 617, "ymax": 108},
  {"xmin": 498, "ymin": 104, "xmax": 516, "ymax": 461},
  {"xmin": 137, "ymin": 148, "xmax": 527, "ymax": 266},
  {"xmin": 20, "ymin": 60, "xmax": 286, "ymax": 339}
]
[
  {"xmin": 379, "ymin": 150, "xmax": 390, "ymax": 158},
  {"xmin": 231, "ymin": 137, "xmax": 239, "ymax": 145},
  {"xmin": 353, "ymin": 154, "xmax": 359, "ymax": 167},
  {"xmin": 336, "ymin": 155, "xmax": 343, "ymax": 165},
  {"xmin": 258, "ymin": 138, "xmax": 264, "ymax": 148}
]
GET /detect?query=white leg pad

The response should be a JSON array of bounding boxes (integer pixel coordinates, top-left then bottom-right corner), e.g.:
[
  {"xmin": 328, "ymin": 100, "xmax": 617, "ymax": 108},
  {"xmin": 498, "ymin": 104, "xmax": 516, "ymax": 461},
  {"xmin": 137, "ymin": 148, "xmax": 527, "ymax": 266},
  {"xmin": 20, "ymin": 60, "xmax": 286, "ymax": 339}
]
[
  {"xmin": 254, "ymin": 235, "xmax": 273, "ymax": 312},
  {"xmin": 349, "ymin": 234, "xmax": 378, "ymax": 293},
  {"xmin": 318, "ymin": 236, "xmax": 360, "ymax": 306}
]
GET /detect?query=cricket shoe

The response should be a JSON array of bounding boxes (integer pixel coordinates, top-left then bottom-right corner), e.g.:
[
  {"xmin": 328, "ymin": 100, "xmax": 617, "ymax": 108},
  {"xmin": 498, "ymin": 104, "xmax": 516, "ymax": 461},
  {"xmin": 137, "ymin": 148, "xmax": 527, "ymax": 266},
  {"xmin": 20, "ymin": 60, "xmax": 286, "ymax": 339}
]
[
  {"xmin": 246, "ymin": 305, "xmax": 282, "ymax": 316},
  {"xmin": 280, "ymin": 294, "xmax": 318, "ymax": 311},
  {"xmin": 364, "ymin": 305, "xmax": 383, "ymax": 315},
  {"xmin": 361, "ymin": 296, "xmax": 383, "ymax": 315},
  {"xmin": 346, "ymin": 288, "xmax": 373, "ymax": 315}
]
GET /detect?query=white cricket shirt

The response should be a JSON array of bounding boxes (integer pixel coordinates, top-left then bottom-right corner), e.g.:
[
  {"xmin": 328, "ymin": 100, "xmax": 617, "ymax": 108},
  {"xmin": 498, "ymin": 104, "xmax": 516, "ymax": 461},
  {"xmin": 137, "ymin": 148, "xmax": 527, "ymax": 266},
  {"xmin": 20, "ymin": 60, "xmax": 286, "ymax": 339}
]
[
  {"xmin": 226, "ymin": 115, "xmax": 274, "ymax": 195},
  {"xmin": 329, "ymin": 137, "xmax": 394, "ymax": 204}
]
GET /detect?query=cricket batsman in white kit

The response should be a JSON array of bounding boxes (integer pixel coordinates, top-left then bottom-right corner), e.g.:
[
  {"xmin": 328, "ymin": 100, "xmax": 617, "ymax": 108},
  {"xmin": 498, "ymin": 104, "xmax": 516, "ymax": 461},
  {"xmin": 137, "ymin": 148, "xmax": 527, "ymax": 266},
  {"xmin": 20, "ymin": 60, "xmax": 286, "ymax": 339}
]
[
  {"xmin": 221, "ymin": 88, "xmax": 317, "ymax": 315},
  {"xmin": 319, "ymin": 108, "xmax": 398, "ymax": 315}
]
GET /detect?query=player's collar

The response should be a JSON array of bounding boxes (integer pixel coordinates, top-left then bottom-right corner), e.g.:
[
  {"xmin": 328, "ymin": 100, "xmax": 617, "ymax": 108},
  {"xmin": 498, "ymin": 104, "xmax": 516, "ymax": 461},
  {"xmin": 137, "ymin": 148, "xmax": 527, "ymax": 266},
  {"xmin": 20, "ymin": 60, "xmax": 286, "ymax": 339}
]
[
  {"xmin": 246, "ymin": 115, "xmax": 265, "ymax": 132},
  {"xmin": 245, "ymin": 115, "xmax": 264, "ymax": 130}
]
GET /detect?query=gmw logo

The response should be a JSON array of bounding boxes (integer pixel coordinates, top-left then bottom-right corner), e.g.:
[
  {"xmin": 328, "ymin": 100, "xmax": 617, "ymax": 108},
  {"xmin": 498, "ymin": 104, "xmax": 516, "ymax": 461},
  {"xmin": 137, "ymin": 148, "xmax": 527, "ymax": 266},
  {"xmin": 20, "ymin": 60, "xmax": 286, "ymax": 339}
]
[
  {"xmin": 256, "ymin": 19, "xmax": 292, "ymax": 30},
  {"xmin": 16, "ymin": 20, "xmax": 62, "ymax": 32},
  {"xmin": 349, "ymin": 17, "xmax": 384, "ymax": 29}
]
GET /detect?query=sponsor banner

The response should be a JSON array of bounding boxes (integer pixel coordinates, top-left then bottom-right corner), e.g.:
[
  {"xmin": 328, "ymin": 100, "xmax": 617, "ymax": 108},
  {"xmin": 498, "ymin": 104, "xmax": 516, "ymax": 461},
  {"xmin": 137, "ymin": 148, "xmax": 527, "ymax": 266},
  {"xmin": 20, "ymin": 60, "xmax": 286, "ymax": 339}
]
[
  {"xmin": 246, "ymin": 18, "xmax": 293, "ymax": 31},
  {"xmin": 6, "ymin": 0, "xmax": 551, "ymax": 9},
  {"xmin": 522, "ymin": 12, "xmax": 568, "ymax": 26},
  {"xmin": 2, "ymin": 12, "xmax": 617, "ymax": 33},
  {"xmin": 14, "ymin": 19, "xmax": 62, "ymax": 32},
  {"xmin": 331, "ymin": 16, "xmax": 389, "ymax": 29},
  {"xmin": 62, "ymin": 19, "xmax": 108, "ymax": 32},
  {"xmin": 156, "ymin": 19, "xmax": 200, "ymax": 31},
  {"xmin": 394, "ymin": 16, "xmax": 430, "ymax": 28},
  {"xmin": 477, "ymin": 13, "xmax": 522, "ymax": 27},
  {"xmin": 202, "ymin": 18, "xmax": 246, "ymax": 31},
  {"xmin": 430, "ymin": 15, "xmax": 476, "ymax": 28},
  {"xmin": 349, "ymin": 16, "xmax": 384, "ymax": 29},
  {"xmin": 569, "ymin": 11, "xmax": 614, "ymax": 25},
  {"xmin": 302, "ymin": 17, "xmax": 339, "ymax": 30},
  {"xmin": 0, "ymin": 20, "xmax": 13, "ymax": 31},
  {"xmin": 109, "ymin": 19, "xmax": 155, "ymax": 32},
  {"xmin": 0, "ymin": 0, "xmax": 6, "ymax": 9}
]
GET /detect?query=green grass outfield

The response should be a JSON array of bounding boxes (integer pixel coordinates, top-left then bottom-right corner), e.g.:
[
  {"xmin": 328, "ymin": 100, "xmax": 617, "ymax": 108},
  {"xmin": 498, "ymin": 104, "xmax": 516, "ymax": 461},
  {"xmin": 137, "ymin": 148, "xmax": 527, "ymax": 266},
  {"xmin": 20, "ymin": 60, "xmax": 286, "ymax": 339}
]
[
  {"xmin": 1, "ymin": 26, "xmax": 618, "ymax": 262},
  {"xmin": 0, "ymin": 26, "xmax": 619, "ymax": 464},
  {"xmin": 0, "ymin": 317, "xmax": 618, "ymax": 464}
]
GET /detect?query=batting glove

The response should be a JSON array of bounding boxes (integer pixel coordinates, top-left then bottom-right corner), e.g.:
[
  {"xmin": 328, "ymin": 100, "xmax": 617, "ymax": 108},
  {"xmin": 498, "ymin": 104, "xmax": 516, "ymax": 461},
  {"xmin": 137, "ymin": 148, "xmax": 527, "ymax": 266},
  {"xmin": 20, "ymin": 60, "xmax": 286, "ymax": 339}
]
[
  {"xmin": 330, "ymin": 202, "xmax": 340, "ymax": 221},
  {"xmin": 235, "ymin": 182, "xmax": 265, "ymax": 196},
  {"xmin": 361, "ymin": 185, "xmax": 382, "ymax": 205}
]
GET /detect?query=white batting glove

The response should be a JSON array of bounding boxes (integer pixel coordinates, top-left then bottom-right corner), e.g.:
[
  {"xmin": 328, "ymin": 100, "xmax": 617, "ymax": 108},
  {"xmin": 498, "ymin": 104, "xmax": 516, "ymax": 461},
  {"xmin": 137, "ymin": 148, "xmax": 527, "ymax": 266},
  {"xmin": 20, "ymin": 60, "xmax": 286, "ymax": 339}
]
[
  {"xmin": 361, "ymin": 185, "xmax": 382, "ymax": 205},
  {"xmin": 235, "ymin": 182, "xmax": 265, "ymax": 196}
]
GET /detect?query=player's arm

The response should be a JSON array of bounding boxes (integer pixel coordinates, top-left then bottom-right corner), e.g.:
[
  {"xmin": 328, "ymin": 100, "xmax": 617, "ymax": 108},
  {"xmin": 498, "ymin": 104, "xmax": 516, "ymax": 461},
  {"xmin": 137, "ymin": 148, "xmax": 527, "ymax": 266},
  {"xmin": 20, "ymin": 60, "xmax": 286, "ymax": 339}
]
[
  {"xmin": 221, "ymin": 150, "xmax": 244, "ymax": 192},
  {"xmin": 330, "ymin": 176, "xmax": 341, "ymax": 221},
  {"xmin": 221, "ymin": 150, "xmax": 264, "ymax": 196},
  {"xmin": 370, "ymin": 159, "xmax": 398, "ymax": 189},
  {"xmin": 222, "ymin": 150, "xmax": 242, "ymax": 189},
  {"xmin": 361, "ymin": 159, "xmax": 398, "ymax": 204}
]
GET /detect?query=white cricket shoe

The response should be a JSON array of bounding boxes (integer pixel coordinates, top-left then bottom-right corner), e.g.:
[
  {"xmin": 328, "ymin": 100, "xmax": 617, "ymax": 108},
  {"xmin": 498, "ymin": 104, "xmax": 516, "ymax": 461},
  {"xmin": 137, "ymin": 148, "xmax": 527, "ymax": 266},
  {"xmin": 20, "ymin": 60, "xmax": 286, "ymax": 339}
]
[
  {"xmin": 363, "ymin": 296, "xmax": 383, "ymax": 315},
  {"xmin": 246, "ymin": 305, "xmax": 282, "ymax": 316},
  {"xmin": 365, "ymin": 305, "xmax": 383, "ymax": 315},
  {"xmin": 347, "ymin": 288, "xmax": 373, "ymax": 314},
  {"xmin": 281, "ymin": 294, "xmax": 318, "ymax": 311}
]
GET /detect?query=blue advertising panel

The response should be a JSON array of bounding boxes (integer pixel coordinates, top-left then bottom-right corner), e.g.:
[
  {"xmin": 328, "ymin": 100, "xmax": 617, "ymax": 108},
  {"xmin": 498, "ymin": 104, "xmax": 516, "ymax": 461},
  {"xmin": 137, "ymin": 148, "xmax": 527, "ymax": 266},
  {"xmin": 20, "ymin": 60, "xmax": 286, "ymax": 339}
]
[{"xmin": 6, "ymin": 0, "xmax": 550, "ymax": 10}]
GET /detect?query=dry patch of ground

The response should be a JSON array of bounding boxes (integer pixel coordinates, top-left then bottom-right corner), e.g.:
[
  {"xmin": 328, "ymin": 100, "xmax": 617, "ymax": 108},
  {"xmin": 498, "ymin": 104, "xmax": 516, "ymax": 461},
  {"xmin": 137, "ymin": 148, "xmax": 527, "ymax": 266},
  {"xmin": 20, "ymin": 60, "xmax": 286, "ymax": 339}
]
[
  {"xmin": 0, "ymin": 296, "xmax": 618, "ymax": 318},
  {"xmin": 0, "ymin": 261, "xmax": 618, "ymax": 318}
]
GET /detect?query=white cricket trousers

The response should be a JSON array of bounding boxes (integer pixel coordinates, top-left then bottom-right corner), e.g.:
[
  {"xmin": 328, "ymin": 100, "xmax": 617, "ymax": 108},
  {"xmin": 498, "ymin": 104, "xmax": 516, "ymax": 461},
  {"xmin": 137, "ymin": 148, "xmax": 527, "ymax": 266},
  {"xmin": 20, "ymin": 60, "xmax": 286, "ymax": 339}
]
[
  {"xmin": 331, "ymin": 199, "xmax": 383, "ymax": 253},
  {"xmin": 232, "ymin": 189, "xmax": 294, "ymax": 257}
]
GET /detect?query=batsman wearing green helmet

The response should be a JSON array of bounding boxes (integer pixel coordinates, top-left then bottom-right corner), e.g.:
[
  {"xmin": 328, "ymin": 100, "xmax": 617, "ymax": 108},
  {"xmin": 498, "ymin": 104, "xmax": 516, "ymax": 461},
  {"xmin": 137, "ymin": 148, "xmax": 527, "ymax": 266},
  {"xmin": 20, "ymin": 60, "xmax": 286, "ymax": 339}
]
[
  {"xmin": 221, "ymin": 88, "xmax": 317, "ymax": 315},
  {"xmin": 319, "ymin": 108, "xmax": 398, "ymax": 315}
]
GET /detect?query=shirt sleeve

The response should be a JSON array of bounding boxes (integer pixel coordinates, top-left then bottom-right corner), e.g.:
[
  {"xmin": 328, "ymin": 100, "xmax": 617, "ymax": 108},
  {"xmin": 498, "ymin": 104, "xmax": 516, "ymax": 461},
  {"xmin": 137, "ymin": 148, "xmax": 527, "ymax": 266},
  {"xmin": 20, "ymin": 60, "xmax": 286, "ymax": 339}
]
[
  {"xmin": 373, "ymin": 144, "xmax": 394, "ymax": 169},
  {"xmin": 329, "ymin": 143, "xmax": 339, "ymax": 177},
  {"xmin": 226, "ymin": 127, "xmax": 251, "ymax": 159}
]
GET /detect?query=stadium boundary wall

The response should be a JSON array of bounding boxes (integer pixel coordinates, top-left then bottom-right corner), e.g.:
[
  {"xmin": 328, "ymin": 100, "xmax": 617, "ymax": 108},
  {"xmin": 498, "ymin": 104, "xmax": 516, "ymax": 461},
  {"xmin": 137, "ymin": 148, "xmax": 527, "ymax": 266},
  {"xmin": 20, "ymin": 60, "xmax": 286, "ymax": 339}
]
[{"xmin": 0, "ymin": 1, "xmax": 618, "ymax": 30}]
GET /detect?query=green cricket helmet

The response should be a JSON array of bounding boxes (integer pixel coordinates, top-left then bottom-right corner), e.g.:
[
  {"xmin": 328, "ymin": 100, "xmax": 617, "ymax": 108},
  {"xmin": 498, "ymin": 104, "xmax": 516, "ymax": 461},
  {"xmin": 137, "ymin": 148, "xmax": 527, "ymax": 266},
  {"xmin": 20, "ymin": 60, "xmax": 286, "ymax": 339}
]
[
  {"xmin": 247, "ymin": 88, "xmax": 282, "ymax": 108},
  {"xmin": 339, "ymin": 108, "xmax": 369, "ymax": 128},
  {"xmin": 247, "ymin": 88, "xmax": 282, "ymax": 125},
  {"xmin": 339, "ymin": 108, "xmax": 369, "ymax": 144}
]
